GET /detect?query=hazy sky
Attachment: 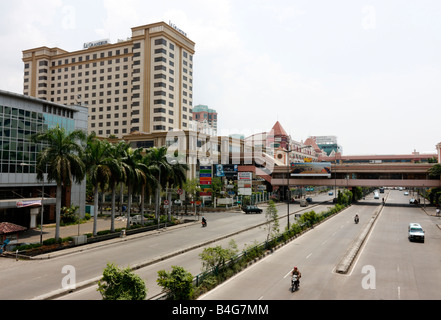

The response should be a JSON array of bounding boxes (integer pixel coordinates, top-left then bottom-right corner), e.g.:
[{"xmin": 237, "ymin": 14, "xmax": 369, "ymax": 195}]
[{"xmin": 1, "ymin": 0, "xmax": 440, "ymax": 155}]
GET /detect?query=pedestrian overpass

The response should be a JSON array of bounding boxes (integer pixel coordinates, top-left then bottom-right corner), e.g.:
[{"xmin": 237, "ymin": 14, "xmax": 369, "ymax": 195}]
[{"xmin": 270, "ymin": 163, "xmax": 441, "ymax": 188}]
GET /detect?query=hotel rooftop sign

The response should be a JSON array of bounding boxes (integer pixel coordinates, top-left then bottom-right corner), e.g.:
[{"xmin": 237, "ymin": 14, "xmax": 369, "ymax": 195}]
[
  {"xmin": 169, "ymin": 21, "xmax": 187, "ymax": 38},
  {"xmin": 83, "ymin": 39, "xmax": 110, "ymax": 49}
]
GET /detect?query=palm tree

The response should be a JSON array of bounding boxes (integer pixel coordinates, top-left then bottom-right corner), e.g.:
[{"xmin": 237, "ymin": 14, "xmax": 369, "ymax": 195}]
[
  {"xmin": 145, "ymin": 147, "xmax": 172, "ymax": 220},
  {"xmin": 106, "ymin": 141, "xmax": 129, "ymax": 232},
  {"xmin": 31, "ymin": 125, "xmax": 86, "ymax": 242},
  {"xmin": 136, "ymin": 151, "xmax": 158, "ymax": 226},
  {"xmin": 85, "ymin": 137, "xmax": 112, "ymax": 236},
  {"xmin": 165, "ymin": 160, "xmax": 189, "ymax": 220},
  {"xmin": 121, "ymin": 147, "xmax": 149, "ymax": 229}
]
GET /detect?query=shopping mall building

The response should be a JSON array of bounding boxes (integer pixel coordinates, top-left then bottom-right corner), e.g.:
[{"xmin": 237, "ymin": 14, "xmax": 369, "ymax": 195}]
[{"xmin": 0, "ymin": 89, "xmax": 88, "ymax": 228}]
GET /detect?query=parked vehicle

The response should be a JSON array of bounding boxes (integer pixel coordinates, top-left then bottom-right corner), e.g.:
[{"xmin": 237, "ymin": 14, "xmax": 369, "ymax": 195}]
[
  {"xmin": 129, "ymin": 215, "xmax": 143, "ymax": 225},
  {"xmin": 242, "ymin": 205, "xmax": 263, "ymax": 214},
  {"xmin": 300, "ymin": 199, "xmax": 308, "ymax": 207}
]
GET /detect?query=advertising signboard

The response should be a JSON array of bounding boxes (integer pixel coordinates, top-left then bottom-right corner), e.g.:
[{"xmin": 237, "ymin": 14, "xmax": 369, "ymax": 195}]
[
  {"xmin": 214, "ymin": 164, "xmax": 238, "ymax": 177},
  {"xmin": 199, "ymin": 166, "xmax": 212, "ymax": 197},
  {"xmin": 291, "ymin": 162, "xmax": 332, "ymax": 178},
  {"xmin": 238, "ymin": 172, "xmax": 252, "ymax": 196}
]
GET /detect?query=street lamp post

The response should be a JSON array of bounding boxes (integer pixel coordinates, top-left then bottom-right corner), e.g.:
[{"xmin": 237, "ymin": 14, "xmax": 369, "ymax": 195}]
[{"xmin": 283, "ymin": 148, "xmax": 294, "ymax": 230}]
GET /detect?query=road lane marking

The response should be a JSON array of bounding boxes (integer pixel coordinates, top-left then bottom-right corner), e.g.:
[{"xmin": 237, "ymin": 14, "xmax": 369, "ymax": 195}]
[
  {"xmin": 306, "ymin": 253, "xmax": 312, "ymax": 260},
  {"xmin": 398, "ymin": 286, "xmax": 401, "ymax": 300}
]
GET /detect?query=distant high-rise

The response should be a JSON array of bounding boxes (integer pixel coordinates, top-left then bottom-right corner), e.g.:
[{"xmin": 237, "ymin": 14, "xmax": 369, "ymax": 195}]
[
  {"xmin": 309, "ymin": 136, "xmax": 343, "ymax": 156},
  {"xmin": 22, "ymin": 21, "xmax": 195, "ymax": 138},
  {"xmin": 192, "ymin": 104, "xmax": 218, "ymax": 135}
]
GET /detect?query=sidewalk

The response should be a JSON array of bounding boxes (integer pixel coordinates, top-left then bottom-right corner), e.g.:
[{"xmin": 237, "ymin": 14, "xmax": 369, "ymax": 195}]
[
  {"xmin": 15, "ymin": 205, "xmax": 251, "ymax": 245},
  {"xmin": 17, "ymin": 216, "xmax": 129, "ymax": 245}
]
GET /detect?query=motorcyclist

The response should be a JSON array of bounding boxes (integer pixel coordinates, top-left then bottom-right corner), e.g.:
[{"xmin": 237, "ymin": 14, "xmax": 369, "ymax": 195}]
[
  {"xmin": 354, "ymin": 214, "xmax": 359, "ymax": 223},
  {"xmin": 202, "ymin": 216, "xmax": 207, "ymax": 227},
  {"xmin": 291, "ymin": 266, "xmax": 302, "ymax": 286}
]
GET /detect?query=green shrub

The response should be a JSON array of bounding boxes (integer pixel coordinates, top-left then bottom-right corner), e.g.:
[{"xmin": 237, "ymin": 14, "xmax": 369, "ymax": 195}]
[
  {"xmin": 43, "ymin": 238, "xmax": 60, "ymax": 246},
  {"xmin": 157, "ymin": 266, "xmax": 194, "ymax": 300},
  {"xmin": 97, "ymin": 263, "xmax": 147, "ymax": 300}
]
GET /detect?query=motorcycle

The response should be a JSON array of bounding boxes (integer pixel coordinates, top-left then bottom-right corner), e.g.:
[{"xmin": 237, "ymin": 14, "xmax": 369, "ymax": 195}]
[
  {"xmin": 354, "ymin": 217, "xmax": 359, "ymax": 224},
  {"xmin": 202, "ymin": 220, "xmax": 207, "ymax": 228},
  {"xmin": 291, "ymin": 274, "xmax": 299, "ymax": 292}
]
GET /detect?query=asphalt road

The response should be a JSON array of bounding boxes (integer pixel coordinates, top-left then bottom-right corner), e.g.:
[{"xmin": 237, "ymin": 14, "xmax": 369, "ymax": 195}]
[
  {"xmin": 0, "ymin": 192, "xmax": 333, "ymax": 300},
  {"xmin": 200, "ymin": 190, "xmax": 441, "ymax": 300},
  {"xmin": 57, "ymin": 196, "xmax": 335, "ymax": 300}
]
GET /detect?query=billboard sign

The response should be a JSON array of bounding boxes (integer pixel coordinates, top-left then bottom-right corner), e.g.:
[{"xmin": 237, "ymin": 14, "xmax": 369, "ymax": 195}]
[
  {"xmin": 199, "ymin": 166, "xmax": 212, "ymax": 196},
  {"xmin": 214, "ymin": 164, "xmax": 238, "ymax": 177},
  {"xmin": 291, "ymin": 162, "xmax": 331, "ymax": 178},
  {"xmin": 238, "ymin": 172, "xmax": 253, "ymax": 196}
]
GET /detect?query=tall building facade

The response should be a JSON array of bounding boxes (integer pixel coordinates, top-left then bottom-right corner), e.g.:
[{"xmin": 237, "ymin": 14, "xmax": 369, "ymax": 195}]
[
  {"xmin": 22, "ymin": 22, "xmax": 195, "ymax": 138},
  {"xmin": 0, "ymin": 89, "xmax": 88, "ymax": 228}
]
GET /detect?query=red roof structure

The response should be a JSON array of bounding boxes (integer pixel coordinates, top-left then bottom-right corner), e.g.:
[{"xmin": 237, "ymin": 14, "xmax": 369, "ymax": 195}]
[
  {"xmin": 271, "ymin": 121, "xmax": 288, "ymax": 137},
  {"xmin": 0, "ymin": 222, "xmax": 27, "ymax": 235}
]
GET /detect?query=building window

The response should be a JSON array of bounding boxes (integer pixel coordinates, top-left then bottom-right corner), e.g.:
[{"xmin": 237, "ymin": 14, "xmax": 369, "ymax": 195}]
[{"xmin": 155, "ymin": 38, "xmax": 167, "ymax": 46}]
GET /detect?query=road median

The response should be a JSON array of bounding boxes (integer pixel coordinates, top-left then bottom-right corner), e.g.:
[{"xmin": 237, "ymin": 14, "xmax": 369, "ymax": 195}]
[{"xmin": 335, "ymin": 204, "xmax": 383, "ymax": 274}]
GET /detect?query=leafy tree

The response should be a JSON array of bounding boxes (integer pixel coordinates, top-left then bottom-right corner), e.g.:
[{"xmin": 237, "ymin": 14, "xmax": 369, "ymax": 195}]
[
  {"xmin": 60, "ymin": 204, "xmax": 79, "ymax": 225},
  {"xmin": 337, "ymin": 189, "xmax": 353, "ymax": 205},
  {"xmin": 428, "ymin": 164, "xmax": 441, "ymax": 178},
  {"xmin": 264, "ymin": 200, "xmax": 280, "ymax": 242},
  {"xmin": 31, "ymin": 125, "xmax": 86, "ymax": 241},
  {"xmin": 157, "ymin": 266, "xmax": 194, "ymax": 300},
  {"xmin": 199, "ymin": 239, "xmax": 238, "ymax": 272},
  {"xmin": 211, "ymin": 177, "xmax": 223, "ymax": 205},
  {"xmin": 298, "ymin": 210, "xmax": 319, "ymax": 227},
  {"xmin": 97, "ymin": 263, "xmax": 147, "ymax": 300},
  {"xmin": 183, "ymin": 178, "xmax": 201, "ymax": 214}
]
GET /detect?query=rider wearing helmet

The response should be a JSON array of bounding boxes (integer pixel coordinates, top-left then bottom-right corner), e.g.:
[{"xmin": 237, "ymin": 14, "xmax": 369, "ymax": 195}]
[{"xmin": 291, "ymin": 266, "xmax": 302, "ymax": 286}]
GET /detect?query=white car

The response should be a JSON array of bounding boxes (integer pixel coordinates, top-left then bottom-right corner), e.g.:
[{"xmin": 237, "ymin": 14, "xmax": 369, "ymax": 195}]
[
  {"xmin": 408, "ymin": 223, "xmax": 425, "ymax": 242},
  {"xmin": 404, "ymin": 191, "xmax": 409, "ymax": 195}
]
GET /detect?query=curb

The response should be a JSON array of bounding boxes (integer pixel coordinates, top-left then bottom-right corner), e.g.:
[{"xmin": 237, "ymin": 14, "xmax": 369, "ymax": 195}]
[{"xmin": 334, "ymin": 193, "xmax": 390, "ymax": 274}]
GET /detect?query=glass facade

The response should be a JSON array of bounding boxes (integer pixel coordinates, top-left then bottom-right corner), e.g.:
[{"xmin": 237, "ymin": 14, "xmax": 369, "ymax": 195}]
[{"xmin": 0, "ymin": 104, "xmax": 75, "ymax": 174}]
